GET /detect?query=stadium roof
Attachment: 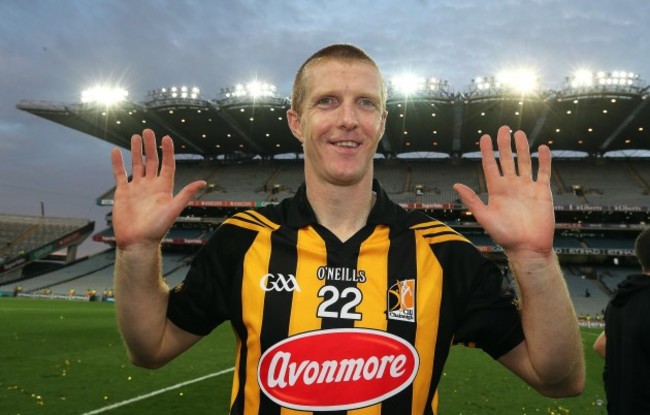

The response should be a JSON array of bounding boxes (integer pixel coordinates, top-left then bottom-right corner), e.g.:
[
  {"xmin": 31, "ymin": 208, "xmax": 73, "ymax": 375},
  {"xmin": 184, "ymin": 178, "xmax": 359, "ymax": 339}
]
[{"xmin": 17, "ymin": 78, "xmax": 650, "ymax": 159}]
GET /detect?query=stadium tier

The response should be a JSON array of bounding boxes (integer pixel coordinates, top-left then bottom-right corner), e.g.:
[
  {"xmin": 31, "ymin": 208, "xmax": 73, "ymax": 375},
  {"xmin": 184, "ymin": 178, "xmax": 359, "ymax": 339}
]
[
  {"xmin": 0, "ymin": 214, "xmax": 94, "ymax": 283},
  {"xmin": 0, "ymin": 250, "xmax": 191, "ymax": 301},
  {"xmin": 15, "ymin": 76, "xmax": 650, "ymax": 157},
  {"xmin": 7, "ymin": 81, "xmax": 650, "ymax": 315},
  {"xmin": 85, "ymin": 155, "xmax": 647, "ymax": 265}
]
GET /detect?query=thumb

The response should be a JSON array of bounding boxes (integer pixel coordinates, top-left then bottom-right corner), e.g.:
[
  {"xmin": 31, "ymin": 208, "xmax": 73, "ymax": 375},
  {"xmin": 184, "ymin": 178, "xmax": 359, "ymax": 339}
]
[
  {"xmin": 171, "ymin": 180, "xmax": 206, "ymax": 212},
  {"xmin": 453, "ymin": 183, "xmax": 485, "ymax": 213}
]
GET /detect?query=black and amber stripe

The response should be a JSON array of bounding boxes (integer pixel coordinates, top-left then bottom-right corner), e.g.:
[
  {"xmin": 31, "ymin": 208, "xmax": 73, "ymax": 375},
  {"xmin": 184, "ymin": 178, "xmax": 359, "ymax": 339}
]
[{"xmin": 224, "ymin": 211, "xmax": 468, "ymax": 415}]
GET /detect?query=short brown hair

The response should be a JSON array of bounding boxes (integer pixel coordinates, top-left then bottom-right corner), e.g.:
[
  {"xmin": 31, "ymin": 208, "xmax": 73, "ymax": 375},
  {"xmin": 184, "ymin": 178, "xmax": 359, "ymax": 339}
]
[
  {"xmin": 635, "ymin": 227, "xmax": 650, "ymax": 271},
  {"xmin": 290, "ymin": 43, "xmax": 386, "ymax": 113}
]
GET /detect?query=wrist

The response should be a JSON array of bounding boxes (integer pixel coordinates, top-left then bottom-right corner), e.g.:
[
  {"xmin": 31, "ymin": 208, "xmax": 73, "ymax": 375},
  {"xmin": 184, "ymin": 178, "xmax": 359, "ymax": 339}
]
[
  {"xmin": 505, "ymin": 248, "xmax": 556, "ymax": 267},
  {"xmin": 507, "ymin": 250, "xmax": 563, "ymax": 293},
  {"xmin": 115, "ymin": 244, "xmax": 163, "ymax": 273},
  {"xmin": 116, "ymin": 240, "xmax": 162, "ymax": 255}
]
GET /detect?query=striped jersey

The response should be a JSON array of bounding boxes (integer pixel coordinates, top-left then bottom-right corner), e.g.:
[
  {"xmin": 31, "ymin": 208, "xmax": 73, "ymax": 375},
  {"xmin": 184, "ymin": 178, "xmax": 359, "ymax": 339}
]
[{"xmin": 168, "ymin": 180, "xmax": 524, "ymax": 415}]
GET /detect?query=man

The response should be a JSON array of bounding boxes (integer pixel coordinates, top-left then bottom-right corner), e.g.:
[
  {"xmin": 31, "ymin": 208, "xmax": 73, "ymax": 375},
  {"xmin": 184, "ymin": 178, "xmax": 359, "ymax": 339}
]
[
  {"xmin": 593, "ymin": 227, "xmax": 650, "ymax": 414},
  {"xmin": 111, "ymin": 44, "xmax": 584, "ymax": 414}
]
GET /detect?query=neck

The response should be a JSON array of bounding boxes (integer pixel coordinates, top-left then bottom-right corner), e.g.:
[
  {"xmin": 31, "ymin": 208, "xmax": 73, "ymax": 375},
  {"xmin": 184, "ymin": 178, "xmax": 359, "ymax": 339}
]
[{"xmin": 306, "ymin": 177, "xmax": 375, "ymax": 242}]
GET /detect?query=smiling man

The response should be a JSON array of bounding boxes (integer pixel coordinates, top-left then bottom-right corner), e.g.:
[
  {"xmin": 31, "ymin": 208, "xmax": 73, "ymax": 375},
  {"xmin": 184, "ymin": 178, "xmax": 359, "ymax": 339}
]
[
  {"xmin": 287, "ymin": 47, "xmax": 388, "ymax": 242},
  {"xmin": 111, "ymin": 44, "xmax": 584, "ymax": 414}
]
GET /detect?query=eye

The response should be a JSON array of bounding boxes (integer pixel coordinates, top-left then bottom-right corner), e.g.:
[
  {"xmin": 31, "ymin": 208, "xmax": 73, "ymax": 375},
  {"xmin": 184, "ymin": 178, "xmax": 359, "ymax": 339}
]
[
  {"xmin": 317, "ymin": 96, "xmax": 336, "ymax": 107},
  {"xmin": 358, "ymin": 98, "xmax": 377, "ymax": 108}
]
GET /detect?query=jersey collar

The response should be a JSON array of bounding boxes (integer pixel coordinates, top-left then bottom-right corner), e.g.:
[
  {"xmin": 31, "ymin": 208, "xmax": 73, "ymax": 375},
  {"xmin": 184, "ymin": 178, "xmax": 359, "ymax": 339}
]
[{"xmin": 286, "ymin": 179, "xmax": 400, "ymax": 228}]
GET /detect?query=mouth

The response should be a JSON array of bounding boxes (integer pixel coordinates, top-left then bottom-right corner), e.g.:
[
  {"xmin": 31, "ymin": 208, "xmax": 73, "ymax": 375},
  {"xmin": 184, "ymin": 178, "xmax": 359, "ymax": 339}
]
[{"xmin": 333, "ymin": 140, "xmax": 360, "ymax": 148}]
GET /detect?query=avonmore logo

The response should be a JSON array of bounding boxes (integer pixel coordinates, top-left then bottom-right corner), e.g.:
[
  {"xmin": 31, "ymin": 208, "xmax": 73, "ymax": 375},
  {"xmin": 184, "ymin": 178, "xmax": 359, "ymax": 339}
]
[{"xmin": 257, "ymin": 328, "xmax": 419, "ymax": 411}]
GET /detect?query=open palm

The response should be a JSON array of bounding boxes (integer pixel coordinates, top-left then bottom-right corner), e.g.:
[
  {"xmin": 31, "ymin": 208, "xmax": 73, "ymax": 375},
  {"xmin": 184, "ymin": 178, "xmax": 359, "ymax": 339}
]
[
  {"xmin": 111, "ymin": 129, "xmax": 205, "ymax": 251},
  {"xmin": 453, "ymin": 126, "xmax": 555, "ymax": 256}
]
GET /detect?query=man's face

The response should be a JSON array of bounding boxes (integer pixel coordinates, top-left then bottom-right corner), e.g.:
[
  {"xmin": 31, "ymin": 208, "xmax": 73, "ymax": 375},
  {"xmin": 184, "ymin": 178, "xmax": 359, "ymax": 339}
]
[{"xmin": 288, "ymin": 59, "xmax": 387, "ymax": 187}]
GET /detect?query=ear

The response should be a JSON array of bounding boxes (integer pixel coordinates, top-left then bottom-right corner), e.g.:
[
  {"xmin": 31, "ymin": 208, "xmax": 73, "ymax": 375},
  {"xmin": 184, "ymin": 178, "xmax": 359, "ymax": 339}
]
[
  {"xmin": 379, "ymin": 108, "xmax": 388, "ymax": 140},
  {"xmin": 287, "ymin": 109, "xmax": 304, "ymax": 144}
]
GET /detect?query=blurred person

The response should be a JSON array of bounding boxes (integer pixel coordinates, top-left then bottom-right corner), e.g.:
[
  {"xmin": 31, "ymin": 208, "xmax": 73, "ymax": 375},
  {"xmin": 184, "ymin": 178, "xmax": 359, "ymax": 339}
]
[
  {"xmin": 593, "ymin": 227, "xmax": 650, "ymax": 414},
  {"xmin": 111, "ymin": 44, "xmax": 584, "ymax": 413}
]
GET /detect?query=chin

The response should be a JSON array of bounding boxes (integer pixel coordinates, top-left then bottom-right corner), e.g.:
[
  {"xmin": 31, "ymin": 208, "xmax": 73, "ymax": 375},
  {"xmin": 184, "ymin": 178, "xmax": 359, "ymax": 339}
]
[{"xmin": 327, "ymin": 172, "xmax": 368, "ymax": 187}]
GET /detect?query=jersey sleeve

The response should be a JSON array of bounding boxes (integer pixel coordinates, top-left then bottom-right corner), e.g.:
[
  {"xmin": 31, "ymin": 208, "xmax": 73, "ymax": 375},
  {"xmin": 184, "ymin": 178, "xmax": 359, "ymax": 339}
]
[
  {"xmin": 436, "ymin": 241, "xmax": 524, "ymax": 359},
  {"xmin": 167, "ymin": 222, "xmax": 255, "ymax": 336}
]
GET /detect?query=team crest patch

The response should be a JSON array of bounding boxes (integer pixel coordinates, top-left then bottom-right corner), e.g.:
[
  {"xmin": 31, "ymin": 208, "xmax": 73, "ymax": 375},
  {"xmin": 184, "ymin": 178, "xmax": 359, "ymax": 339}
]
[{"xmin": 387, "ymin": 279, "xmax": 416, "ymax": 322}]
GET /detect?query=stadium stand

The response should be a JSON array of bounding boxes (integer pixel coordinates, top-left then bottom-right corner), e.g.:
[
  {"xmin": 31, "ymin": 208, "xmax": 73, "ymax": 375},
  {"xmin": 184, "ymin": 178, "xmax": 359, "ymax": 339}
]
[
  {"xmin": 0, "ymin": 214, "xmax": 94, "ymax": 284},
  {"xmin": 562, "ymin": 266, "xmax": 610, "ymax": 318},
  {"xmin": 596, "ymin": 266, "xmax": 637, "ymax": 293},
  {"xmin": 554, "ymin": 159, "xmax": 649, "ymax": 206},
  {"xmin": 0, "ymin": 250, "xmax": 115, "ymax": 295},
  {"xmin": 0, "ymin": 250, "xmax": 191, "ymax": 299},
  {"xmin": 266, "ymin": 160, "xmax": 307, "ymax": 200},
  {"xmin": 98, "ymin": 156, "xmax": 650, "ymax": 207},
  {"xmin": 11, "ymin": 73, "xmax": 650, "ymax": 316}
]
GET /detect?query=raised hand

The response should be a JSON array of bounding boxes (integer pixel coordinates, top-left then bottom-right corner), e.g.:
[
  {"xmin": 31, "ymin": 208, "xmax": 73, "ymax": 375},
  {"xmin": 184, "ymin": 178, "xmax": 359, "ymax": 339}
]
[
  {"xmin": 111, "ymin": 129, "xmax": 206, "ymax": 252},
  {"xmin": 453, "ymin": 126, "xmax": 555, "ymax": 257}
]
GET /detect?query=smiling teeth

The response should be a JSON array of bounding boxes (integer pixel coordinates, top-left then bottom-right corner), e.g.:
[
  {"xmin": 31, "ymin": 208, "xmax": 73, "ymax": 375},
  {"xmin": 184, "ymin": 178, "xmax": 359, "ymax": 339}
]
[{"xmin": 336, "ymin": 141, "xmax": 358, "ymax": 148}]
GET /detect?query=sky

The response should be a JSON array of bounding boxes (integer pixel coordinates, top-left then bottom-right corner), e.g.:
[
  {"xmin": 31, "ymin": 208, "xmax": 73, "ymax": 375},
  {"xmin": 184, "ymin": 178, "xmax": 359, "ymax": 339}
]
[{"xmin": 1, "ymin": 0, "xmax": 649, "ymax": 256}]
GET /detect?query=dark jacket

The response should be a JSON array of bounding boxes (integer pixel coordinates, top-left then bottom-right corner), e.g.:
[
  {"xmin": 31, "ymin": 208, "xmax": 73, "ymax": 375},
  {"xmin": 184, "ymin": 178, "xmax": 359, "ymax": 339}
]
[{"xmin": 603, "ymin": 274, "xmax": 650, "ymax": 415}]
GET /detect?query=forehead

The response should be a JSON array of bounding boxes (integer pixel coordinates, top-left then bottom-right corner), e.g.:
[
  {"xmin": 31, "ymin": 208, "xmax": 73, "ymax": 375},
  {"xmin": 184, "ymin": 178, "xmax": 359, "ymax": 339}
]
[{"xmin": 303, "ymin": 59, "xmax": 383, "ymax": 98}]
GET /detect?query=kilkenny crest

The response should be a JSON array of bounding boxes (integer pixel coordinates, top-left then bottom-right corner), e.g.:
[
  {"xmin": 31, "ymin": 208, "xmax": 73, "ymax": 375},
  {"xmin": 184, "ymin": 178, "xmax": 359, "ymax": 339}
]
[{"xmin": 387, "ymin": 279, "xmax": 416, "ymax": 322}]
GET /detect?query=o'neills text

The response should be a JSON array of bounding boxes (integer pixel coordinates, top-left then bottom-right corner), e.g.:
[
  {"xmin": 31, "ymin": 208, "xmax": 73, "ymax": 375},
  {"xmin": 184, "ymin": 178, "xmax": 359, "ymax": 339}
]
[
  {"xmin": 265, "ymin": 351, "xmax": 408, "ymax": 388},
  {"xmin": 316, "ymin": 266, "xmax": 367, "ymax": 283}
]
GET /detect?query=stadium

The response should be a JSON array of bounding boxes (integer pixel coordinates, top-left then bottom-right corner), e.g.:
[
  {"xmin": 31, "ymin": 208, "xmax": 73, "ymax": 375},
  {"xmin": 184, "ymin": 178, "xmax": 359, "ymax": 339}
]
[{"xmin": 2, "ymin": 67, "xmax": 649, "ymax": 413}]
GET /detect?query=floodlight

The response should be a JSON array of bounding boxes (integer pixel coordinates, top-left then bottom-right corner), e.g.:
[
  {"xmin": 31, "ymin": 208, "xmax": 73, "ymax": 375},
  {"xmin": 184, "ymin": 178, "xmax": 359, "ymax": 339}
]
[
  {"xmin": 390, "ymin": 73, "xmax": 426, "ymax": 96},
  {"xmin": 246, "ymin": 80, "xmax": 276, "ymax": 98},
  {"xmin": 596, "ymin": 71, "xmax": 638, "ymax": 87},
  {"xmin": 495, "ymin": 69, "xmax": 539, "ymax": 94},
  {"xmin": 146, "ymin": 86, "xmax": 201, "ymax": 101},
  {"xmin": 81, "ymin": 85, "xmax": 128, "ymax": 105},
  {"xmin": 228, "ymin": 84, "xmax": 246, "ymax": 98},
  {"xmin": 427, "ymin": 78, "xmax": 447, "ymax": 91},
  {"xmin": 225, "ymin": 80, "xmax": 277, "ymax": 99},
  {"xmin": 472, "ymin": 76, "xmax": 498, "ymax": 91},
  {"xmin": 169, "ymin": 85, "xmax": 200, "ymax": 99},
  {"xmin": 569, "ymin": 69, "xmax": 594, "ymax": 88}
]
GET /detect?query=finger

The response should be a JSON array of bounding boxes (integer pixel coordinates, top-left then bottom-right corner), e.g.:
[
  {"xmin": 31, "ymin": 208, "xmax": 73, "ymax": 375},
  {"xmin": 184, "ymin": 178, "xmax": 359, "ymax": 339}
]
[
  {"xmin": 479, "ymin": 133, "xmax": 500, "ymax": 181},
  {"xmin": 453, "ymin": 183, "xmax": 486, "ymax": 218},
  {"xmin": 111, "ymin": 147, "xmax": 128, "ymax": 186},
  {"xmin": 536, "ymin": 144, "xmax": 552, "ymax": 183},
  {"xmin": 159, "ymin": 135, "xmax": 176, "ymax": 183},
  {"xmin": 130, "ymin": 134, "xmax": 144, "ymax": 179},
  {"xmin": 496, "ymin": 125, "xmax": 516, "ymax": 176},
  {"xmin": 171, "ymin": 180, "xmax": 207, "ymax": 214},
  {"xmin": 453, "ymin": 183, "xmax": 493, "ymax": 230},
  {"xmin": 514, "ymin": 130, "xmax": 532, "ymax": 179},
  {"xmin": 142, "ymin": 129, "xmax": 160, "ymax": 178}
]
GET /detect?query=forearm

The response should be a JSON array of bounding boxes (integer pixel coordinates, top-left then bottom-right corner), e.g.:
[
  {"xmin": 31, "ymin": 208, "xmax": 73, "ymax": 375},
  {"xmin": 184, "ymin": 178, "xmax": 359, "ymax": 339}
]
[
  {"xmin": 114, "ymin": 245, "xmax": 170, "ymax": 368},
  {"xmin": 509, "ymin": 251, "xmax": 585, "ymax": 391},
  {"xmin": 593, "ymin": 331, "xmax": 606, "ymax": 359}
]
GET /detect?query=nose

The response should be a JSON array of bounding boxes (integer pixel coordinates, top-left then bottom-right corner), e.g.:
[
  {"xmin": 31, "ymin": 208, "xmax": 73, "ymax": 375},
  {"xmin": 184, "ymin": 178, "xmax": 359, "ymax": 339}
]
[{"xmin": 339, "ymin": 102, "xmax": 358, "ymax": 130}]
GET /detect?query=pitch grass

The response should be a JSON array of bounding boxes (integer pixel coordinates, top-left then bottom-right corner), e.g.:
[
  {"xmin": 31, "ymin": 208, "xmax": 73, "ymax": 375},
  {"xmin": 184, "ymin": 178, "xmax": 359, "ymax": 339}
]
[{"xmin": 1, "ymin": 297, "xmax": 607, "ymax": 415}]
